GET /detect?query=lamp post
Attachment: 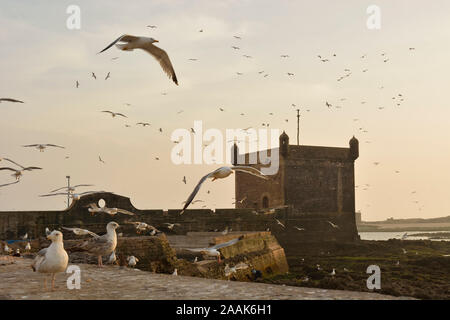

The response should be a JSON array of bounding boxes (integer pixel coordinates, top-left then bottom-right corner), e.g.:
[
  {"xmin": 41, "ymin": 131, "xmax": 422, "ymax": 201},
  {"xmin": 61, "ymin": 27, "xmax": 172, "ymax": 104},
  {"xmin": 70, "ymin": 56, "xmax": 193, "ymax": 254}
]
[{"xmin": 66, "ymin": 175, "xmax": 70, "ymax": 209}]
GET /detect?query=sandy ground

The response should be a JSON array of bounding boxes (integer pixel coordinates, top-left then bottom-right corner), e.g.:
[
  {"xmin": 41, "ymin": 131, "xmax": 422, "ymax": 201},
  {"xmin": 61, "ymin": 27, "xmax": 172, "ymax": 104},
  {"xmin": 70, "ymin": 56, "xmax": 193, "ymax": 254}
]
[{"xmin": 0, "ymin": 256, "xmax": 413, "ymax": 300}]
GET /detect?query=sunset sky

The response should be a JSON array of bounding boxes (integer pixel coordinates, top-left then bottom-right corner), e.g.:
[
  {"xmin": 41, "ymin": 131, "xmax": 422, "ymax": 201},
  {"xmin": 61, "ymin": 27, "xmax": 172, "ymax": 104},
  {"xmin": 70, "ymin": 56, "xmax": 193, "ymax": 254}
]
[{"xmin": 1, "ymin": 0, "xmax": 449, "ymax": 221}]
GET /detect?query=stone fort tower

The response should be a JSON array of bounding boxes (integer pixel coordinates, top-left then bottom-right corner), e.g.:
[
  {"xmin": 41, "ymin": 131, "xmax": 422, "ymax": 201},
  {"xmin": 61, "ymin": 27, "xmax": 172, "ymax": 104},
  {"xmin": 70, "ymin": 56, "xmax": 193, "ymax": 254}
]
[{"xmin": 233, "ymin": 132, "xmax": 359, "ymax": 214}]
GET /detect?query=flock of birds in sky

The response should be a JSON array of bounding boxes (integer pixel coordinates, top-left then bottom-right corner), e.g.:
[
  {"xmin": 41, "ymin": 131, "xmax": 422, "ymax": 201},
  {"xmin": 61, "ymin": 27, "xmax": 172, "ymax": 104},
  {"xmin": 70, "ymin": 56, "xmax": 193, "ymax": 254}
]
[
  {"xmin": 0, "ymin": 21, "xmax": 429, "ymax": 291},
  {"xmin": 1, "ymin": 27, "xmax": 425, "ymax": 212}
]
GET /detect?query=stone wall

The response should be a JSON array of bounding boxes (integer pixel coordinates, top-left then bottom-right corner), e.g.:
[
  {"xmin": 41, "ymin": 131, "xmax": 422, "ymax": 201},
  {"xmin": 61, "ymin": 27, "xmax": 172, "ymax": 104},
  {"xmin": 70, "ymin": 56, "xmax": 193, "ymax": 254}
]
[{"xmin": 0, "ymin": 192, "xmax": 359, "ymax": 257}]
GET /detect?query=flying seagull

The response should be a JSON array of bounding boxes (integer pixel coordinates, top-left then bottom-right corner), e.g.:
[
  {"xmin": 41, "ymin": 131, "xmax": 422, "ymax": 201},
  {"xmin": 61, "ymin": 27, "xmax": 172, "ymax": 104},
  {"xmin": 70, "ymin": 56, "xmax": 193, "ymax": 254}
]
[
  {"xmin": 180, "ymin": 166, "xmax": 269, "ymax": 214},
  {"xmin": 98, "ymin": 35, "xmax": 178, "ymax": 85},
  {"xmin": 49, "ymin": 184, "xmax": 94, "ymax": 193},
  {"xmin": 101, "ymin": 110, "xmax": 127, "ymax": 118},
  {"xmin": 0, "ymin": 98, "xmax": 24, "ymax": 103},
  {"xmin": 0, "ymin": 158, "xmax": 42, "ymax": 180},
  {"xmin": 62, "ymin": 227, "xmax": 99, "ymax": 238},
  {"xmin": 105, "ymin": 72, "xmax": 111, "ymax": 80},
  {"xmin": 186, "ymin": 236, "xmax": 243, "ymax": 263},
  {"xmin": 86, "ymin": 203, "xmax": 135, "ymax": 216},
  {"xmin": 22, "ymin": 144, "xmax": 65, "ymax": 152}
]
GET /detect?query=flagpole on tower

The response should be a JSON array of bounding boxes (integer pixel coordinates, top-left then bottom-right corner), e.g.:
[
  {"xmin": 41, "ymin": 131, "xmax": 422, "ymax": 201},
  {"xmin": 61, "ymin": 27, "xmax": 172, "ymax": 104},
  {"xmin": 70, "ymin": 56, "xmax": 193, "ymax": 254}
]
[{"xmin": 296, "ymin": 109, "xmax": 300, "ymax": 145}]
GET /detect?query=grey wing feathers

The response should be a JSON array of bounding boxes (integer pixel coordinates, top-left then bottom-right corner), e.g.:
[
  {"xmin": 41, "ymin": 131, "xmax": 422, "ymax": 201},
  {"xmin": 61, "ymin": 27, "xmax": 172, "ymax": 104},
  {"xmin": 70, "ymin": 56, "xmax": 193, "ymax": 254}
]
[
  {"xmin": 143, "ymin": 44, "xmax": 178, "ymax": 85},
  {"xmin": 98, "ymin": 34, "xmax": 139, "ymax": 54},
  {"xmin": 211, "ymin": 237, "xmax": 241, "ymax": 249},
  {"xmin": 182, "ymin": 172, "xmax": 213, "ymax": 211}
]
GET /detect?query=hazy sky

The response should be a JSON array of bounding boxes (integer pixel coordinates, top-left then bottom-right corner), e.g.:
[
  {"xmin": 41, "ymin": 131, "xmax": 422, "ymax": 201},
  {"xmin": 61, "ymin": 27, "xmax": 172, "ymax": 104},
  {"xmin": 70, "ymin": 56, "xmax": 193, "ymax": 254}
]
[{"xmin": 1, "ymin": 0, "xmax": 449, "ymax": 221}]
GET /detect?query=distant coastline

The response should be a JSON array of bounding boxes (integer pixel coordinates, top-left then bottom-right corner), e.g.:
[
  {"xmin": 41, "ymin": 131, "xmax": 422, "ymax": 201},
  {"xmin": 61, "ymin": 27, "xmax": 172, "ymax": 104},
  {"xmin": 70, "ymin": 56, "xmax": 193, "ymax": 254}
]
[{"xmin": 357, "ymin": 215, "xmax": 450, "ymax": 232}]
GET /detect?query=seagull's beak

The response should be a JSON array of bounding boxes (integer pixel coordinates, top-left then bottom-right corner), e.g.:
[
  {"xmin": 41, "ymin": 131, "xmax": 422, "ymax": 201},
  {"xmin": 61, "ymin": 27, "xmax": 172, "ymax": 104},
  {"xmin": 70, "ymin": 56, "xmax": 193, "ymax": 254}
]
[{"xmin": 153, "ymin": 39, "xmax": 159, "ymax": 43}]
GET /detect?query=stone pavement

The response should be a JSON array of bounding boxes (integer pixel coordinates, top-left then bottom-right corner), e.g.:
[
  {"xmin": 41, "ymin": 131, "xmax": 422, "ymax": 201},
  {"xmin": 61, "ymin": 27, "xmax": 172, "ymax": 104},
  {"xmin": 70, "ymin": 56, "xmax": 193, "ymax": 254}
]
[{"xmin": 0, "ymin": 257, "xmax": 413, "ymax": 300}]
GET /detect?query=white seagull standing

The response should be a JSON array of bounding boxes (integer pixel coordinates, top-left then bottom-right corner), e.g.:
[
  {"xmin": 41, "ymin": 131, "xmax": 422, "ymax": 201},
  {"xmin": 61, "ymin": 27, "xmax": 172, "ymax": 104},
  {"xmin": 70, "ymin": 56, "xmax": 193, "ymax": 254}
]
[
  {"xmin": 180, "ymin": 166, "xmax": 269, "ymax": 214},
  {"xmin": 98, "ymin": 35, "xmax": 178, "ymax": 85},
  {"xmin": 31, "ymin": 230, "xmax": 69, "ymax": 291}
]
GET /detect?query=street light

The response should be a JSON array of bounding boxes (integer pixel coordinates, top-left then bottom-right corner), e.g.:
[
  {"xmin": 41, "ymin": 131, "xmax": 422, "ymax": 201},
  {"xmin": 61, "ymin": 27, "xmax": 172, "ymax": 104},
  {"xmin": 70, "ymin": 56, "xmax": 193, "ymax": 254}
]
[{"xmin": 66, "ymin": 175, "xmax": 70, "ymax": 209}]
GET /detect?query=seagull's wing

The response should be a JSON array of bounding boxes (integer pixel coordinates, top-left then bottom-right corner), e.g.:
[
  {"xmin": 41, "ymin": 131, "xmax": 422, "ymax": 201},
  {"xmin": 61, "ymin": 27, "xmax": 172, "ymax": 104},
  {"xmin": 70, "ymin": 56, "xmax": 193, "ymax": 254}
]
[
  {"xmin": 231, "ymin": 166, "xmax": 269, "ymax": 180},
  {"xmin": 73, "ymin": 184, "xmax": 94, "ymax": 188},
  {"xmin": 0, "ymin": 167, "xmax": 18, "ymax": 172},
  {"xmin": 39, "ymin": 192, "xmax": 68, "ymax": 197},
  {"xmin": 116, "ymin": 208, "xmax": 135, "ymax": 216},
  {"xmin": 23, "ymin": 166, "xmax": 42, "ymax": 171},
  {"xmin": 181, "ymin": 172, "xmax": 215, "ymax": 212},
  {"xmin": 22, "ymin": 144, "xmax": 39, "ymax": 147},
  {"xmin": 45, "ymin": 144, "xmax": 65, "ymax": 149},
  {"xmin": 97, "ymin": 34, "xmax": 138, "ymax": 54},
  {"xmin": 101, "ymin": 111, "xmax": 114, "ymax": 115},
  {"xmin": 211, "ymin": 236, "xmax": 242, "ymax": 250},
  {"xmin": 115, "ymin": 113, "xmax": 127, "ymax": 118},
  {"xmin": 142, "ymin": 43, "xmax": 178, "ymax": 85},
  {"xmin": 0, "ymin": 98, "xmax": 24, "ymax": 103},
  {"xmin": 0, "ymin": 180, "xmax": 19, "ymax": 188},
  {"xmin": 49, "ymin": 186, "xmax": 67, "ymax": 193},
  {"xmin": 63, "ymin": 227, "xmax": 99, "ymax": 238},
  {"xmin": 3, "ymin": 158, "xmax": 25, "ymax": 169}
]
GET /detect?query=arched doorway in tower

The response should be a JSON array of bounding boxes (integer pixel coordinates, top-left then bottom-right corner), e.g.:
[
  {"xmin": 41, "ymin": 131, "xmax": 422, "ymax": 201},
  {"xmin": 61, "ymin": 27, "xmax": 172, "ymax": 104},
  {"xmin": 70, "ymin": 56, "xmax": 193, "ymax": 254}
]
[{"xmin": 262, "ymin": 196, "xmax": 269, "ymax": 209}]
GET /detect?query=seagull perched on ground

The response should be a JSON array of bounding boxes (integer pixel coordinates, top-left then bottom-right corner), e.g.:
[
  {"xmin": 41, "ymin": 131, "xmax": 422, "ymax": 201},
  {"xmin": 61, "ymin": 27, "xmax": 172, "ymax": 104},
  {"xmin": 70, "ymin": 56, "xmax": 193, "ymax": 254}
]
[
  {"xmin": 172, "ymin": 268, "xmax": 178, "ymax": 276},
  {"xmin": 98, "ymin": 35, "xmax": 178, "ymax": 85},
  {"xmin": 22, "ymin": 144, "xmax": 65, "ymax": 152},
  {"xmin": 101, "ymin": 110, "xmax": 127, "ymax": 118},
  {"xmin": 69, "ymin": 222, "xmax": 119, "ymax": 267},
  {"xmin": 108, "ymin": 251, "xmax": 117, "ymax": 264},
  {"xmin": 186, "ymin": 236, "xmax": 243, "ymax": 263},
  {"xmin": 62, "ymin": 227, "xmax": 99, "ymax": 238},
  {"xmin": 180, "ymin": 166, "xmax": 269, "ymax": 214},
  {"xmin": 127, "ymin": 255, "xmax": 139, "ymax": 268},
  {"xmin": 0, "ymin": 158, "xmax": 42, "ymax": 180},
  {"xmin": 31, "ymin": 230, "xmax": 69, "ymax": 291},
  {"xmin": 25, "ymin": 242, "xmax": 31, "ymax": 251},
  {"xmin": 0, "ymin": 98, "xmax": 24, "ymax": 103}
]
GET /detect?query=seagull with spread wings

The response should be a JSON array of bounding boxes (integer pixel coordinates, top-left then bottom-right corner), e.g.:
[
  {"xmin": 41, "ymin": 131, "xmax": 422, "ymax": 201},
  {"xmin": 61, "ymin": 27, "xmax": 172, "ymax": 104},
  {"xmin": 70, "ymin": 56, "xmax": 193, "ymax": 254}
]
[
  {"xmin": 22, "ymin": 144, "xmax": 65, "ymax": 152},
  {"xmin": 0, "ymin": 158, "xmax": 42, "ymax": 180},
  {"xmin": 39, "ymin": 190, "xmax": 106, "ymax": 201},
  {"xmin": 62, "ymin": 227, "xmax": 99, "ymax": 238},
  {"xmin": 98, "ymin": 35, "xmax": 178, "ymax": 85},
  {"xmin": 180, "ymin": 166, "xmax": 269, "ymax": 215},
  {"xmin": 49, "ymin": 184, "xmax": 94, "ymax": 193},
  {"xmin": 101, "ymin": 110, "xmax": 127, "ymax": 118},
  {"xmin": 86, "ymin": 203, "xmax": 135, "ymax": 216},
  {"xmin": 186, "ymin": 236, "xmax": 243, "ymax": 263}
]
